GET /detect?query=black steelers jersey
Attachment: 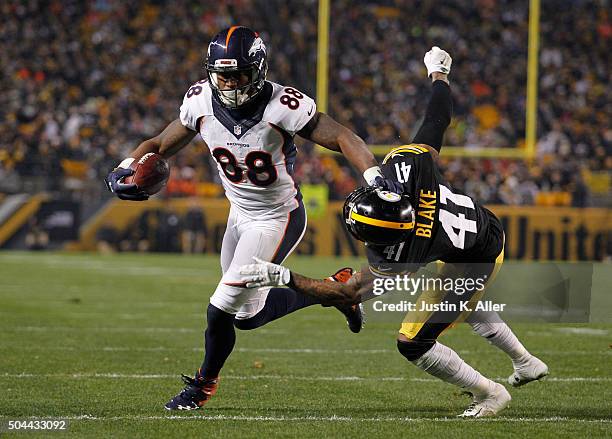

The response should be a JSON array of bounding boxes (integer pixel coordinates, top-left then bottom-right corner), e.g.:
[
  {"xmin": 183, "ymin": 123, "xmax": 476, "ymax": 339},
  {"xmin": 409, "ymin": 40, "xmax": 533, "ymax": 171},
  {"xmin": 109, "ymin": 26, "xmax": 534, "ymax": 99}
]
[{"xmin": 367, "ymin": 145, "xmax": 504, "ymax": 277}]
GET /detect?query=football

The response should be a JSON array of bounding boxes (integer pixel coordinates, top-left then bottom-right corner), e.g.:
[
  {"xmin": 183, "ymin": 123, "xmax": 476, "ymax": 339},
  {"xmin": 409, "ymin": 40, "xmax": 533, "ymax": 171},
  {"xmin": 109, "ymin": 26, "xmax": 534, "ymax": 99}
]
[{"xmin": 124, "ymin": 152, "xmax": 170, "ymax": 195}]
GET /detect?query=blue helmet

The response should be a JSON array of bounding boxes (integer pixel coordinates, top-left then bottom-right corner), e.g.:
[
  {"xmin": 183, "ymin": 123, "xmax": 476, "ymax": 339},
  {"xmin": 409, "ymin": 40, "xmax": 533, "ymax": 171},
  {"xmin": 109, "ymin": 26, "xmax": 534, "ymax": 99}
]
[{"xmin": 205, "ymin": 26, "xmax": 268, "ymax": 108}]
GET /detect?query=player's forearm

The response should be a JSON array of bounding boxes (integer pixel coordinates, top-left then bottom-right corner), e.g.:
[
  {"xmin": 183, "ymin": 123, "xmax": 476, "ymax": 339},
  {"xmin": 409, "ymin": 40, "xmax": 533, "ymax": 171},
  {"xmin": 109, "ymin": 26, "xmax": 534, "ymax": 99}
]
[
  {"xmin": 129, "ymin": 119, "xmax": 197, "ymax": 161},
  {"xmin": 129, "ymin": 138, "xmax": 162, "ymax": 160},
  {"xmin": 302, "ymin": 113, "xmax": 377, "ymax": 174},
  {"xmin": 412, "ymin": 80, "xmax": 453, "ymax": 152},
  {"xmin": 336, "ymin": 130, "xmax": 378, "ymax": 175},
  {"xmin": 288, "ymin": 273, "xmax": 360, "ymax": 305}
]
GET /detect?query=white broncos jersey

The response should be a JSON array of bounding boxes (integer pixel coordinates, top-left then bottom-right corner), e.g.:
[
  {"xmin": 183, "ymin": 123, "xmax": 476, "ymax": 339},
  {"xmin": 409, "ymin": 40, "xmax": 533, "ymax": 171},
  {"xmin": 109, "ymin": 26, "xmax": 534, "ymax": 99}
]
[{"xmin": 180, "ymin": 80, "xmax": 316, "ymax": 219}]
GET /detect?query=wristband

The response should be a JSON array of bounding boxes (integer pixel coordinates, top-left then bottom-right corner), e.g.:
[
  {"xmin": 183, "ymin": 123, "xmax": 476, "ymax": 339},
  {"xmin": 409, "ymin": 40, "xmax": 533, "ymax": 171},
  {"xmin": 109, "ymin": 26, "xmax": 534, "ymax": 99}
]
[
  {"xmin": 287, "ymin": 271, "xmax": 295, "ymax": 289},
  {"xmin": 118, "ymin": 157, "xmax": 135, "ymax": 169}
]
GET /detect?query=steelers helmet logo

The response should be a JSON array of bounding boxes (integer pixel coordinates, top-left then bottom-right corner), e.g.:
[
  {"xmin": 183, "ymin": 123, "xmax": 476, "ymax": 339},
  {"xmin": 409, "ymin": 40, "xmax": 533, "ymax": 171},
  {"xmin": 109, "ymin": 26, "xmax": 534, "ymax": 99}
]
[{"xmin": 376, "ymin": 190, "xmax": 402, "ymax": 203}]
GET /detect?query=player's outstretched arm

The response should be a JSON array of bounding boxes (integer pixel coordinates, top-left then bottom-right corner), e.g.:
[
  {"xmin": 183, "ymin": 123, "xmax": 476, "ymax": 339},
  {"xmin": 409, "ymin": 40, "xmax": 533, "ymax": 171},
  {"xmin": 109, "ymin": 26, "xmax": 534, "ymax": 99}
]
[
  {"xmin": 239, "ymin": 258, "xmax": 365, "ymax": 306},
  {"xmin": 412, "ymin": 47, "xmax": 453, "ymax": 154},
  {"xmin": 296, "ymin": 113, "xmax": 390, "ymax": 186},
  {"xmin": 105, "ymin": 119, "xmax": 196, "ymax": 201},
  {"xmin": 289, "ymin": 270, "xmax": 365, "ymax": 306}
]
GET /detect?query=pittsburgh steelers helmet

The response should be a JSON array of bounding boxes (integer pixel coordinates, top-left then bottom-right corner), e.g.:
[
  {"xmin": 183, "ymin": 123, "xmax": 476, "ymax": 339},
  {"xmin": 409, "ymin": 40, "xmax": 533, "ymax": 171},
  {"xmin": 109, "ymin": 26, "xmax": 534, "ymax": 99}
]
[
  {"xmin": 205, "ymin": 26, "xmax": 268, "ymax": 108},
  {"xmin": 343, "ymin": 187, "xmax": 415, "ymax": 245}
]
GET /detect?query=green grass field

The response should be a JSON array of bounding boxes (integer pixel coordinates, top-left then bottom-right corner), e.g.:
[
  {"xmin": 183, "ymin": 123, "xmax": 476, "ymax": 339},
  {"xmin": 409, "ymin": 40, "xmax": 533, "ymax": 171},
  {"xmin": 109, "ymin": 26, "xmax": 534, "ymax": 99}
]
[{"xmin": 0, "ymin": 252, "xmax": 610, "ymax": 438}]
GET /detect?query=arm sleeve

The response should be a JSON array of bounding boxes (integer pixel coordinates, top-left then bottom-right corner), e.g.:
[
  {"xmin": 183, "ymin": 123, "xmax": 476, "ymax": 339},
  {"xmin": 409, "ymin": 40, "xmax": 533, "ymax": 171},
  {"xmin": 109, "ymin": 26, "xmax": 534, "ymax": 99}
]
[{"xmin": 412, "ymin": 80, "xmax": 453, "ymax": 152}]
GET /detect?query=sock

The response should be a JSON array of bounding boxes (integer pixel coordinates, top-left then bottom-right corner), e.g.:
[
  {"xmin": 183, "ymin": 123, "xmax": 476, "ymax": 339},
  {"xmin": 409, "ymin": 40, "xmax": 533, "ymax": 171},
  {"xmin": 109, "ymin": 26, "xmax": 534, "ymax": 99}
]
[
  {"xmin": 412, "ymin": 341, "xmax": 494, "ymax": 397},
  {"xmin": 234, "ymin": 287, "xmax": 319, "ymax": 330},
  {"xmin": 467, "ymin": 310, "xmax": 530, "ymax": 364},
  {"xmin": 198, "ymin": 304, "xmax": 236, "ymax": 379}
]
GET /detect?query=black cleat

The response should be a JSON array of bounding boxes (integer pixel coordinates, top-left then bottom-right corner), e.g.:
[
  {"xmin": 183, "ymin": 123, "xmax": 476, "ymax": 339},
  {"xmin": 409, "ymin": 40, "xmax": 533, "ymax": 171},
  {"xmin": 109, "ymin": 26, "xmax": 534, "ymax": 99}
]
[
  {"xmin": 164, "ymin": 374, "xmax": 219, "ymax": 411},
  {"xmin": 336, "ymin": 303, "xmax": 364, "ymax": 333}
]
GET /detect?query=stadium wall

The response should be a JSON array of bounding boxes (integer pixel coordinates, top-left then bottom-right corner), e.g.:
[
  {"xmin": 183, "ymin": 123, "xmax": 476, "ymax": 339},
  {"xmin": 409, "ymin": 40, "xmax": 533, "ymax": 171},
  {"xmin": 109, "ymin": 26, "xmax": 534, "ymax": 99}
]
[{"xmin": 75, "ymin": 198, "xmax": 610, "ymax": 261}]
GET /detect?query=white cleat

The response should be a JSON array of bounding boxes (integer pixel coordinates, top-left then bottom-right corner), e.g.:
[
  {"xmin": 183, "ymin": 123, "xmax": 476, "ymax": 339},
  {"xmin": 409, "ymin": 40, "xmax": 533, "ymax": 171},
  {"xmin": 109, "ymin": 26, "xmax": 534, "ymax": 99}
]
[
  {"xmin": 509, "ymin": 355, "xmax": 549, "ymax": 387},
  {"xmin": 458, "ymin": 382, "xmax": 511, "ymax": 418}
]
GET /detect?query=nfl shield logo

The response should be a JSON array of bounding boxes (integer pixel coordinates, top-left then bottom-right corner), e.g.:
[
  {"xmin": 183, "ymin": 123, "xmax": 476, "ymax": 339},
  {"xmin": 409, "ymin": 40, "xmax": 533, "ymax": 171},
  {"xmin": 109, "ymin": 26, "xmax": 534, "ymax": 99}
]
[{"xmin": 234, "ymin": 125, "xmax": 242, "ymax": 136}]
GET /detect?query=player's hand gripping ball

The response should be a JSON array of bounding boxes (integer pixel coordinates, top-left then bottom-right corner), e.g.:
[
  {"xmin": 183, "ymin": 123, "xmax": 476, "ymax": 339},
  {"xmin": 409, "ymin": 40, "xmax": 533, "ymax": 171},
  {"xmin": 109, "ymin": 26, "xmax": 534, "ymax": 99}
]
[
  {"xmin": 106, "ymin": 153, "xmax": 170, "ymax": 201},
  {"xmin": 123, "ymin": 153, "xmax": 170, "ymax": 196}
]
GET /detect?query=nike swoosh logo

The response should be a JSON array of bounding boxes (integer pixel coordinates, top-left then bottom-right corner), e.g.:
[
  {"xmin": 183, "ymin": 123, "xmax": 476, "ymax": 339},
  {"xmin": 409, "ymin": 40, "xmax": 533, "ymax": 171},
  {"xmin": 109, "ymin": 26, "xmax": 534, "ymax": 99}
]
[
  {"xmin": 307, "ymin": 106, "xmax": 314, "ymax": 116},
  {"xmin": 374, "ymin": 266, "xmax": 393, "ymax": 272}
]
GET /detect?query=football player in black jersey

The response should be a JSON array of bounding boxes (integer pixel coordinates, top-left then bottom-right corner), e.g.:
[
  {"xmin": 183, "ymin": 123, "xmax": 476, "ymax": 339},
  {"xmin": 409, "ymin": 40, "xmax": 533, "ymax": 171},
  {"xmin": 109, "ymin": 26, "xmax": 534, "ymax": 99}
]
[{"xmin": 240, "ymin": 47, "xmax": 548, "ymax": 418}]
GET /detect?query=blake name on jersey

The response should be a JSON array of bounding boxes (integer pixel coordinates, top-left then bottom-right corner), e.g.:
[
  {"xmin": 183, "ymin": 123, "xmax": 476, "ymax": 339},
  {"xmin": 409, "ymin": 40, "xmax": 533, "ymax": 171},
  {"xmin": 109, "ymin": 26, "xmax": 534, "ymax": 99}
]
[{"xmin": 180, "ymin": 80, "xmax": 316, "ymax": 219}]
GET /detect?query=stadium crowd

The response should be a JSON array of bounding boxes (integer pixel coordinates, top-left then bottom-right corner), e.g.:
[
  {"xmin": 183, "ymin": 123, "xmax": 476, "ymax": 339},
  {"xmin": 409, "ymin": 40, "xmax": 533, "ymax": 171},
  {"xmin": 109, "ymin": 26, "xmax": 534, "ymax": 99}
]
[{"xmin": 0, "ymin": 0, "xmax": 609, "ymax": 207}]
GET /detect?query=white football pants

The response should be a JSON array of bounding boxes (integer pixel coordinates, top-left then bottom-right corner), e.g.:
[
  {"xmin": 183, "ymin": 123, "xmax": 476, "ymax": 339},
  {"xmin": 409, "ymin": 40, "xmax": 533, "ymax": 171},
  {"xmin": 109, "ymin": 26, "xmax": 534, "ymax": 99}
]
[{"xmin": 209, "ymin": 200, "xmax": 306, "ymax": 319}]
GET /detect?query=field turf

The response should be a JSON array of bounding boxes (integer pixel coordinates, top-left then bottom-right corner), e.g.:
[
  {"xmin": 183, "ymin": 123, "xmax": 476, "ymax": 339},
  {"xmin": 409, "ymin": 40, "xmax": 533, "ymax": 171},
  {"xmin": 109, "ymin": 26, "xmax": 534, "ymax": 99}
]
[{"xmin": 0, "ymin": 252, "xmax": 610, "ymax": 438}]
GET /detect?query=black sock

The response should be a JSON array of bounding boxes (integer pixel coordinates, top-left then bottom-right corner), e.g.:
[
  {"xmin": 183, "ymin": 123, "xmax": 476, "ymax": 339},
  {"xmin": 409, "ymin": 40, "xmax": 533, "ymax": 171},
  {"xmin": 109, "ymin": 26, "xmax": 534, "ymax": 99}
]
[
  {"xmin": 198, "ymin": 304, "xmax": 236, "ymax": 379},
  {"xmin": 233, "ymin": 287, "xmax": 319, "ymax": 330}
]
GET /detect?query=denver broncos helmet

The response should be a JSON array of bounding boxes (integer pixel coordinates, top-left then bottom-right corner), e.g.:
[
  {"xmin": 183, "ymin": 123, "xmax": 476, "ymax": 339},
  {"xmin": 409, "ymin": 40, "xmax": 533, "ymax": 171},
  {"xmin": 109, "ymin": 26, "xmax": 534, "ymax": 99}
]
[
  {"xmin": 205, "ymin": 26, "xmax": 268, "ymax": 108},
  {"xmin": 343, "ymin": 187, "xmax": 415, "ymax": 245}
]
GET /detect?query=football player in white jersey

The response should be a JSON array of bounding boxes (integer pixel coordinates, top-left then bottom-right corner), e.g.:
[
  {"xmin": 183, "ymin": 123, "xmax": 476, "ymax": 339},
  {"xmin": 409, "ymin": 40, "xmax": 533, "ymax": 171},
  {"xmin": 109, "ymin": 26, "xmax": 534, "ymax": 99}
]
[{"xmin": 105, "ymin": 26, "xmax": 392, "ymax": 410}]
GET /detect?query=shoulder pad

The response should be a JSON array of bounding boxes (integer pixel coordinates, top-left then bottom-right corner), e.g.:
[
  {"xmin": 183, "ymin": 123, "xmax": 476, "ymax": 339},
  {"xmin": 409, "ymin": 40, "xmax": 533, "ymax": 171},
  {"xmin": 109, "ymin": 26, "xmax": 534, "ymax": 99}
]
[
  {"xmin": 264, "ymin": 82, "xmax": 316, "ymax": 136},
  {"xmin": 179, "ymin": 80, "xmax": 213, "ymax": 131},
  {"xmin": 382, "ymin": 144, "xmax": 429, "ymax": 164}
]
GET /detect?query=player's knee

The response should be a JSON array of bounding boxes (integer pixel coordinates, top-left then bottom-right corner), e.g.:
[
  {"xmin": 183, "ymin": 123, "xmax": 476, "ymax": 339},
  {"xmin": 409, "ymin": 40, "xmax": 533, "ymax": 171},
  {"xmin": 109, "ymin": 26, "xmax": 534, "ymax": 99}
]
[
  {"xmin": 210, "ymin": 283, "xmax": 249, "ymax": 315},
  {"xmin": 206, "ymin": 304, "xmax": 235, "ymax": 332},
  {"xmin": 233, "ymin": 316, "xmax": 261, "ymax": 331},
  {"xmin": 397, "ymin": 338, "xmax": 435, "ymax": 361}
]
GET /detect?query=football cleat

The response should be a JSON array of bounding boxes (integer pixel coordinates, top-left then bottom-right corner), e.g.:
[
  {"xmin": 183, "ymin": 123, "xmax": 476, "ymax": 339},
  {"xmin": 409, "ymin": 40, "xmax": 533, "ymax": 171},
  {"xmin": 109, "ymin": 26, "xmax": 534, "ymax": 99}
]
[
  {"xmin": 164, "ymin": 374, "xmax": 219, "ymax": 411},
  {"xmin": 458, "ymin": 382, "xmax": 511, "ymax": 418},
  {"xmin": 337, "ymin": 303, "xmax": 364, "ymax": 334},
  {"xmin": 327, "ymin": 267, "xmax": 354, "ymax": 284},
  {"xmin": 509, "ymin": 355, "xmax": 549, "ymax": 387},
  {"xmin": 327, "ymin": 267, "xmax": 364, "ymax": 334}
]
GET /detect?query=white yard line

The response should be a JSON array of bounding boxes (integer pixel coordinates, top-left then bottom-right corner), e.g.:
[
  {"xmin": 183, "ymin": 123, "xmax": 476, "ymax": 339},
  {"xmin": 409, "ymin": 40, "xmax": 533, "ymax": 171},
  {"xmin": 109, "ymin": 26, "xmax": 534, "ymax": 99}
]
[
  {"xmin": 3, "ymin": 344, "xmax": 609, "ymax": 357},
  {"xmin": 526, "ymin": 329, "xmax": 610, "ymax": 337},
  {"xmin": 554, "ymin": 327, "xmax": 609, "ymax": 336},
  {"xmin": 6, "ymin": 326, "xmax": 287, "ymax": 335},
  {"xmin": 0, "ymin": 414, "xmax": 610, "ymax": 424},
  {"xmin": 1, "ymin": 372, "xmax": 610, "ymax": 383},
  {"xmin": 9, "ymin": 325, "xmax": 612, "ymax": 337},
  {"xmin": 7, "ymin": 326, "xmax": 200, "ymax": 333}
]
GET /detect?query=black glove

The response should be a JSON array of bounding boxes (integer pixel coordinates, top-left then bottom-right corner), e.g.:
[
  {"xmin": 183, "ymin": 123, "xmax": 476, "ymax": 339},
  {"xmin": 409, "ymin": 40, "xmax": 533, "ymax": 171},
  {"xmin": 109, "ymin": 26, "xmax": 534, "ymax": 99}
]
[
  {"xmin": 373, "ymin": 176, "xmax": 404, "ymax": 195},
  {"xmin": 104, "ymin": 167, "xmax": 149, "ymax": 201}
]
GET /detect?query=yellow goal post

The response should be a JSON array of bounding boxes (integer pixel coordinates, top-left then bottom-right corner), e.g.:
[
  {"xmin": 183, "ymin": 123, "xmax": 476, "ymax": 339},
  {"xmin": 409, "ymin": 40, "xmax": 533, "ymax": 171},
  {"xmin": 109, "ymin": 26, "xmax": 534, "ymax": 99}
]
[{"xmin": 315, "ymin": 0, "xmax": 540, "ymax": 160}]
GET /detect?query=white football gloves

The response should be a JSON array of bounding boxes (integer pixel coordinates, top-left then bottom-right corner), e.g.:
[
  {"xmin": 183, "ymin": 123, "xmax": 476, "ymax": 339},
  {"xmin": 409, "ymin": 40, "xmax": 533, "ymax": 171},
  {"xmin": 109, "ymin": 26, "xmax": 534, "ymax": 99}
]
[
  {"xmin": 239, "ymin": 257, "xmax": 291, "ymax": 288},
  {"xmin": 424, "ymin": 46, "xmax": 452, "ymax": 77}
]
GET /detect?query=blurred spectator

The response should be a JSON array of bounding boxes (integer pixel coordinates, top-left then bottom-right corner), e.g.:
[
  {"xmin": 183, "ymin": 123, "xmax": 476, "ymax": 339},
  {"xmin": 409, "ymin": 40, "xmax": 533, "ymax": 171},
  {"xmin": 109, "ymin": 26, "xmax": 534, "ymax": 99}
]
[
  {"xmin": 166, "ymin": 165, "xmax": 198, "ymax": 197},
  {"xmin": 156, "ymin": 205, "xmax": 181, "ymax": 252},
  {"xmin": 24, "ymin": 217, "xmax": 49, "ymax": 250},
  {"xmin": 181, "ymin": 203, "xmax": 207, "ymax": 253},
  {"xmin": 96, "ymin": 223, "xmax": 119, "ymax": 253}
]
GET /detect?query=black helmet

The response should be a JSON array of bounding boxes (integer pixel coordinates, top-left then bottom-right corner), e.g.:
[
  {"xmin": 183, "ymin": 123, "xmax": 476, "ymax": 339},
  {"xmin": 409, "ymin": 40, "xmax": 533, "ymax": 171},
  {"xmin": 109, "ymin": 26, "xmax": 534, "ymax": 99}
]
[
  {"xmin": 343, "ymin": 187, "xmax": 415, "ymax": 245},
  {"xmin": 205, "ymin": 26, "xmax": 268, "ymax": 108}
]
